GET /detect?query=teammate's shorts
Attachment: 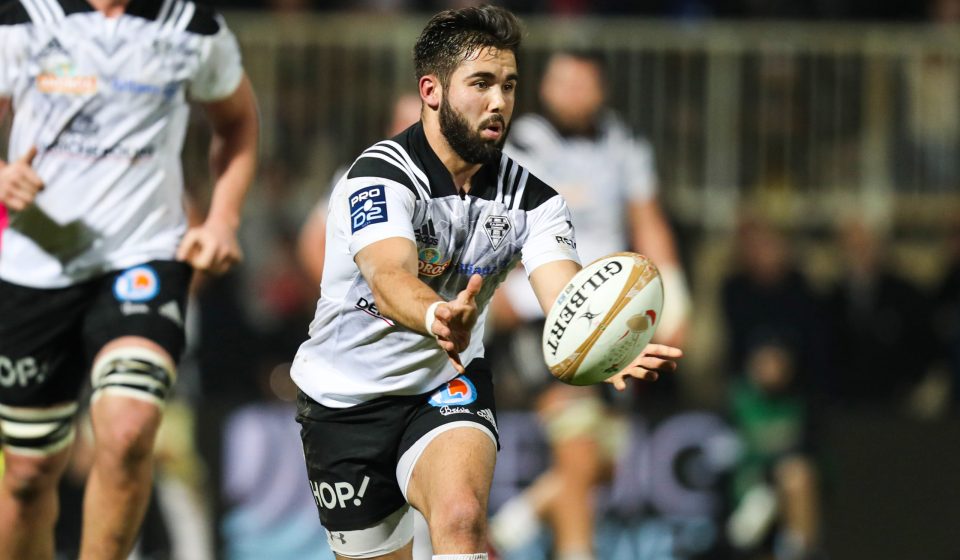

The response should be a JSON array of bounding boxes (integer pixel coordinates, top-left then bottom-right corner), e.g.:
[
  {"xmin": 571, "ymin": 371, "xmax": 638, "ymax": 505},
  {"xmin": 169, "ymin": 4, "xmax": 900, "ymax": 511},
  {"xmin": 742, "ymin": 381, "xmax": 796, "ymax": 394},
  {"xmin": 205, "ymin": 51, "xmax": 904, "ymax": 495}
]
[
  {"xmin": 0, "ymin": 260, "xmax": 191, "ymax": 408},
  {"xmin": 297, "ymin": 358, "xmax": 500, "ymax": 532}
]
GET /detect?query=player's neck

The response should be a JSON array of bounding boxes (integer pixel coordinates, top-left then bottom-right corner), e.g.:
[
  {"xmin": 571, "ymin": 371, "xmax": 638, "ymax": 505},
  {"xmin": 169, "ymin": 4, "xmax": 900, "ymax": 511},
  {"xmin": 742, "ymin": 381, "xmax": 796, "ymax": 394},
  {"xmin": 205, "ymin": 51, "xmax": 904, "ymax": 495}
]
[
  {"xmin": 423, "ymin": 117, "xmax": 482, "ymax": 193},
  {"xmin": 87, "ymin": 0, "xmax": 130, "ymax": 17}
]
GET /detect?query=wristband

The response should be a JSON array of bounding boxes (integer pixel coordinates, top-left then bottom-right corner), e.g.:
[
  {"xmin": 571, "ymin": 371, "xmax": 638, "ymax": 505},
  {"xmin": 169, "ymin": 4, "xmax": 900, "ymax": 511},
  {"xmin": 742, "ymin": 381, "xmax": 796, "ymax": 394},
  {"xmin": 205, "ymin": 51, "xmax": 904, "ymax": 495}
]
[{"xmin": 424, "ymin": 301, "xmax": 443, "ymax": 338}]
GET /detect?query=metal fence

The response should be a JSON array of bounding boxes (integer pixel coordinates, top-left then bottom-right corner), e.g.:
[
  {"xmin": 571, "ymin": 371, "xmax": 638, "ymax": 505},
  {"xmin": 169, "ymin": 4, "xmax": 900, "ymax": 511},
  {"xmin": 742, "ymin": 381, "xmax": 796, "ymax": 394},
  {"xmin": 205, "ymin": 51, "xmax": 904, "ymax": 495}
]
[{"xmin": 202, "ymin": 14, "xmax": 960, "ymax": 232}]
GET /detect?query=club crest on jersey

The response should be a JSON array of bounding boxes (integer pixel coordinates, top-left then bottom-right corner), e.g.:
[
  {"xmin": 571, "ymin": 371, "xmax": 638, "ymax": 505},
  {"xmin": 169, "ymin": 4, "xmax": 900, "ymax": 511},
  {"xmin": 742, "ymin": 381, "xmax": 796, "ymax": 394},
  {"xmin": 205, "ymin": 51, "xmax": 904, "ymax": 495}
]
[
  {"xmin": 418, "ymin": 247, "xmax": 451, "ymax": 277},
  {"xmin": 113, "ymin": 266, "xmax": 160, "ymax": 303},
  {"xmin": 429, "ymin": 376, "xmax": 478, "ymax": 407},
  {"xmin": 350, "ymin": 185, "xmax": 388, "ymax": 233},
  {"xmin": 483, "ymin": 215, "xmax": 511, "ymax": 250}
]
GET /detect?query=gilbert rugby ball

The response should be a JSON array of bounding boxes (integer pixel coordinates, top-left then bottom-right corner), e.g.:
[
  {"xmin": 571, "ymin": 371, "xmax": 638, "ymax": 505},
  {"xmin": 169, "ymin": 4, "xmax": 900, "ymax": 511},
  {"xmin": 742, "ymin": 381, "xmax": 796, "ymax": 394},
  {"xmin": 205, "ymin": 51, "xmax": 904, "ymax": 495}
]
[{"xmin": 542, "ymin": 252, "xmax": 664, "ymax": 385}]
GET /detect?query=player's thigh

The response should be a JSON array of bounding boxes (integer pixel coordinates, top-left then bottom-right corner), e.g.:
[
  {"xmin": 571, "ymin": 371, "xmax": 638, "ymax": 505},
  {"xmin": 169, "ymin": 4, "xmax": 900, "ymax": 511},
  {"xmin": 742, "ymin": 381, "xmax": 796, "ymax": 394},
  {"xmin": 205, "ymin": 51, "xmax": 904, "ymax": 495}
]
[
  {"xmin": 0, "ymin": 279, "xmax": 93, "ymax": 457},
  {"xmin": 297, "ymin": 391, "xmax": 415, "ymax": 557},
  {"xmin": 400, "ymin": 360, "xmax": 500, "ymax": 521}
]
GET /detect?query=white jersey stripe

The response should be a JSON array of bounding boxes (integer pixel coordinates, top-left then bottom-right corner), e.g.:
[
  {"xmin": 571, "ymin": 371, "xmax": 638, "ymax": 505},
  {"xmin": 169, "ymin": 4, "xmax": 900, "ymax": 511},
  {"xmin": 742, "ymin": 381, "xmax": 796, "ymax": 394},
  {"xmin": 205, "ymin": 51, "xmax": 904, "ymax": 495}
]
[
  {"xmin": 510, "ymin": 169, "xmax": 530, "ymax": 210},
  {"xmin": 495, "ymin": 154, "xmax": 508, "ymax": 202},
  {"xmin": 164, "ymin": 1, "xmax": 185, "ymax": 30},
  {"xmin": 359, "ymin": 152, "xmax": 428, "ymax": 200},
  {"xmin": 38, "ymin": 0, "xmax": 64, "ymax": 20},
  {"xmin": 370, "ymin": 143, "xmax": 428, "ymax": 192},
  {"xmin": 174, "ymin": 1, "xmax": 195, "ymax": 32},
  {"xmin": 19, "ymin": 0, "xmax": 50, "ymax": 24},
  {"xmin": 381, "ymin": 140, "xmax": 431, "ymax": 194},
  {"xmin": 366, "ymin": 145, "xmax": 430, "ymax": 199},
  {"xmin": 504, "ymin": 159, "xmax": 519, "ymax": 205},
  {"xmin": 156, "ymin": 0, "xmax": 176, "ymax": 26}
]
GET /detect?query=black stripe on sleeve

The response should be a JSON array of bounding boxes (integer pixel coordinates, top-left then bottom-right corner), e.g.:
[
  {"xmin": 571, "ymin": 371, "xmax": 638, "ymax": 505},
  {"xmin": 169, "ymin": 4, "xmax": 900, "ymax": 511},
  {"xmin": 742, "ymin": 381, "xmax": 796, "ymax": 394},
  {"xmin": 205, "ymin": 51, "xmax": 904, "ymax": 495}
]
[
  {"xmin": 0, "ymin": 1, "xmax": 31, "ymax": 25},
  {"xmin": 517, "ymin": 170, "xmax": 560, "ymax": 212},
  {"xmin": 347, "ymin": 155, "xmax": 422, "ymax": 200},
  {"xmin": 185, "ymin": 2, "xmax": 220, "ymax": 35}
]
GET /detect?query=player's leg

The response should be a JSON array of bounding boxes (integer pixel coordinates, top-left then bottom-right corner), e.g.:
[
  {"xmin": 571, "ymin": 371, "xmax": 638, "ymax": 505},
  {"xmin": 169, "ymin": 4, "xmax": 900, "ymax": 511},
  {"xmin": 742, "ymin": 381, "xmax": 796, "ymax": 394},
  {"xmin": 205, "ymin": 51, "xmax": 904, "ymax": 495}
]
[
  {"xmin": 400, "ymin": 362, "xmax": 500, "ymax": 559},
  {"xmin": 0, "ymin": 279, "xmax": 90, "ymax": 560},
  {"xmin": 78, "ymin": 261, "xmax": 190, "ymax": 559},
  {"xmin": 80, "ymin": 337, "xmax": 174, "ymax": 559},
  {"xmin": 0, "ymin": 407, "xmax": 76, "ymax": 560}
]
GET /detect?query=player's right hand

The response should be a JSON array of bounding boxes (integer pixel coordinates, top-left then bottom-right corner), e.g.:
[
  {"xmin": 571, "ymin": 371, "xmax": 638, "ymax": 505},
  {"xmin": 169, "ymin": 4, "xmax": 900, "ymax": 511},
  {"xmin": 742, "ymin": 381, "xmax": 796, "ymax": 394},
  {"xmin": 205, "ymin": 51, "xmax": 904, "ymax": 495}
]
[
  {"xmin": 0, "ymin": 147, "xmax": 43, "ymax": 211},
  {"xmin": 432, "ymin": 274, "xmax": 483, "ymax": 373}
]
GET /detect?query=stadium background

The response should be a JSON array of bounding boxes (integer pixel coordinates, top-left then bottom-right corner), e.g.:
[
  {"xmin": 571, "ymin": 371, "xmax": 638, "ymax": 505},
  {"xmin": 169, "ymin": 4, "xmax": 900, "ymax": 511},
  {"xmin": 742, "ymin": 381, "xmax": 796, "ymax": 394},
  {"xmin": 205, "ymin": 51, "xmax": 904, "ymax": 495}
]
[{"xmin": 4, "ymin": 1, "xmax": 960, "ymax": 558}]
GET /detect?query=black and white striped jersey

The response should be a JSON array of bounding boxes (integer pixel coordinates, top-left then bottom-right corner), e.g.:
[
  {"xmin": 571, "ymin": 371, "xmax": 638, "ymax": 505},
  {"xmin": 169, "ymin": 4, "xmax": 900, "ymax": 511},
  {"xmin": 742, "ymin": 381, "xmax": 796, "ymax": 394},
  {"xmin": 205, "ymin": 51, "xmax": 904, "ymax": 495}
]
[
  {"xmin": 291, "ymin": 122, "xmax": 580, "ymax": 408},
  {"xmin": 0, "ymin": 0, "xmax": 243, "ymax": 287},
  {"xmin": 501, "ymin": 111, "xmax": 659, "ymax": 320}
]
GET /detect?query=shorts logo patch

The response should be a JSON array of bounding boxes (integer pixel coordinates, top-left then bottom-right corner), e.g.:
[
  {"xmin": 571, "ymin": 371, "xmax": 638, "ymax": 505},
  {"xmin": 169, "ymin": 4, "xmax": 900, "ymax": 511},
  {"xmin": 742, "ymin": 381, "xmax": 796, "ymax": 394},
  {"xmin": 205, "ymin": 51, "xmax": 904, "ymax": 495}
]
[
  {"xmin": 350, "ymin": 185, "xmax": 388, "ymax": 233},
  {"xmin": 113, "ymin": 265, "xmax": 159, "ymax": 302},
  {"xmin": 310, "ymin": 476, "xmax": 370, "ymax": 510},
  {"xmin": 429, "ymin": 376, "xmax": 478, "ymax": 407}
]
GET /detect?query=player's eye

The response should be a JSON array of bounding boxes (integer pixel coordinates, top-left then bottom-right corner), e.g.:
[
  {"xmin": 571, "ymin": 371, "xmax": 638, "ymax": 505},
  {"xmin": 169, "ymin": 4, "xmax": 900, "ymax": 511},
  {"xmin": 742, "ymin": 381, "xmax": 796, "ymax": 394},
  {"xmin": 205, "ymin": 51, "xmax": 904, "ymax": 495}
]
[
  {"xmin": 474, "ymin": 81, "xmax": 488, "ymax": 89},
  {"xmin": 503, "ymin": 82, "xmax": 516, "ymax": 92}
]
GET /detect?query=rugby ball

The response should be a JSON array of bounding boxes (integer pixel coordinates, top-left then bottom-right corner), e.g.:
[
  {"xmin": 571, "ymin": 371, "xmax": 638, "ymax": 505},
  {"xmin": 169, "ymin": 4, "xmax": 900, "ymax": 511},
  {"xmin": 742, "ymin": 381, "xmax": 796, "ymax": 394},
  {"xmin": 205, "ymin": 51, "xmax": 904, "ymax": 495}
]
[{"xmin": 542, "ymin": 252, "xmax": 663, "ymax": 385}]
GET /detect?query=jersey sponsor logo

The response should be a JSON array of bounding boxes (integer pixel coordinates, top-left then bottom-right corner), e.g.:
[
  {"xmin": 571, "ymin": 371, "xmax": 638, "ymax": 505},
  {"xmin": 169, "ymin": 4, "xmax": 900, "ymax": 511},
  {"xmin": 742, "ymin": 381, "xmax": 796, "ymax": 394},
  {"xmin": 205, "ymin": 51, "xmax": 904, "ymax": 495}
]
[
  {"xmin": 36, "ymin": 40, "xmax": 98, "ymax": 96},
  {"xmin": 110, "ymin": 78, "xmax": 179, "ymax": 100},
  {"xmin": 455, "ymin": 262, "xmax": 499, "ymax": 277},
  {"xmin": 483, "ymin": 215, "xmax": 511, "ymax": 250},
  {"xmin": 0, "ymin": 356, "xmax": 49, "ymax": 389},
  {"xmin": 310, "ymin": 476, "xmax": 370, "ymax": 510},
  {"xmin": 418, "ymin": 247, "xmax": 451, "ymax": 277},
  {"xmin": 355, "ymin": 297, "xmax": 394, "ymax": 326},
  {"xmin": 66, "ymin": 112, "xmax": 100, "ymax": 136},
  {"xmin": 349, "ymin": 185, "xmax": 388, "ymax": 233},
  {"xmin": 555, "ymin": 235, "xmax": 577, "ymax": 249},
  {"xmin": 439, "ymin": 405, "xmax": 472, "ymax": 416},
  {"xmin": 429, "ymin": 376, "xmax": 478, "ymax": 407},
  {"xmin": 415, "ymin": 219, "xmax": 439, "ymax": 246},
  {"xmin": 113, "ymin": 265, "xmax": 160, "ymax": 303}
]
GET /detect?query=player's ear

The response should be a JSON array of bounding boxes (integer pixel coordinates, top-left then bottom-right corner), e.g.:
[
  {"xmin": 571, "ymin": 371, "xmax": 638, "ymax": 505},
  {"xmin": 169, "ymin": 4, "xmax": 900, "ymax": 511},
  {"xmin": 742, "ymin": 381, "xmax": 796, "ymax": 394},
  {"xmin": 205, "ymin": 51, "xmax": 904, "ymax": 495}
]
[{"xmin": 419, "ymin": 75, "xmax": 441, "ymax": 111}]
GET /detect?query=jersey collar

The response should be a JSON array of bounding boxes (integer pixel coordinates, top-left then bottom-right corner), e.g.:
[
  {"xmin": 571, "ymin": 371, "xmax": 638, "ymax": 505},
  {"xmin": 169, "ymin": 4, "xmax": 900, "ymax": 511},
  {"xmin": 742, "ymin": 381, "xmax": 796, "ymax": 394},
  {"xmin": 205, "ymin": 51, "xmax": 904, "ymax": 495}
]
[{"xmin": 408, "ymin": 121, "xmax": 500, "ymax": 201}]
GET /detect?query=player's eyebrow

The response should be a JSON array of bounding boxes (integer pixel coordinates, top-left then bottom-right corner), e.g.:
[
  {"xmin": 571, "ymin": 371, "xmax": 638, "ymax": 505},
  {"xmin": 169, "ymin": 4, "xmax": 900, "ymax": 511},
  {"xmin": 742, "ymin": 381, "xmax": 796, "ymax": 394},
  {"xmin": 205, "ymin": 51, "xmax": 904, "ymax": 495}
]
[{"xmin": 466, "ymin": 71, "xmax": 519, "ymax": 83}]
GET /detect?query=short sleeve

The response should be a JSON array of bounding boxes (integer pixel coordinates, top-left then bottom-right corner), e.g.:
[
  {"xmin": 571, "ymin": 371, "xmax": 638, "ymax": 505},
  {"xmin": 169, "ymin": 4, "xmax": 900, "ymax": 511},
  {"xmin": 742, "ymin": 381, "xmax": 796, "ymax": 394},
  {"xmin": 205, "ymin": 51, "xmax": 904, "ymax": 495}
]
[
  {"xmin": 329, "ymin": 179, "xmax": 417, "ymax": 256},
  {"xmin": 521, "ymin": 194, "xmax": 581, "ymax": 274},
  {"xmin": 188, "ymin": 17, "xmax": 244, "ymax": 102},
  {"xmin": 0, "ymin": 25, "xmax": 26, "ymax": 97}
]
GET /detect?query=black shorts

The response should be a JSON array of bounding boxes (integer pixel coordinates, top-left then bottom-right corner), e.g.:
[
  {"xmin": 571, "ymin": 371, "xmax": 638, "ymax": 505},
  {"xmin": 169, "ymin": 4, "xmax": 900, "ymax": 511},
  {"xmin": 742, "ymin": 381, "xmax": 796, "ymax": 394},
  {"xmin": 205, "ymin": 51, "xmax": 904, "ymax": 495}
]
[
  {"xmin": 297, "ymin": 358, "xmax": 500, "ymax": 532},
  {"xmin": 0, "ymin": 260, "xmax": 191, "ymax": 408}
]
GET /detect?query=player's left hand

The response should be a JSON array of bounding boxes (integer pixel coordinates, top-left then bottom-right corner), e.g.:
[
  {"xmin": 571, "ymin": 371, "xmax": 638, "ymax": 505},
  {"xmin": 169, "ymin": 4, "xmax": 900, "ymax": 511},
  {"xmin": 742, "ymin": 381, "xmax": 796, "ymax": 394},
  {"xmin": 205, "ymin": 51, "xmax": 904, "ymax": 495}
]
[
  {"xmin": 176, "ymin": 221, "xmax": 242, "ymax": 275},
  {"xmin": 605, "ymin": 343, "xmax": 683, "ymax": 391}
]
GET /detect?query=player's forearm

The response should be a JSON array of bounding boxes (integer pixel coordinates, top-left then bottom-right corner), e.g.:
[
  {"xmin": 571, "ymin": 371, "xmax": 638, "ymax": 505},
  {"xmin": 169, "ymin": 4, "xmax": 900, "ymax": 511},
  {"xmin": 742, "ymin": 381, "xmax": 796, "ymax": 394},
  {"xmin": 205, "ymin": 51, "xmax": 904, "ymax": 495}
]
[
  {"xmin": 368, "ymin": 266, "xmax": 442, "ymax": 335},
  {"xmin": 206, "ymin": 117, "xmax": 257, "ymax": 231}
]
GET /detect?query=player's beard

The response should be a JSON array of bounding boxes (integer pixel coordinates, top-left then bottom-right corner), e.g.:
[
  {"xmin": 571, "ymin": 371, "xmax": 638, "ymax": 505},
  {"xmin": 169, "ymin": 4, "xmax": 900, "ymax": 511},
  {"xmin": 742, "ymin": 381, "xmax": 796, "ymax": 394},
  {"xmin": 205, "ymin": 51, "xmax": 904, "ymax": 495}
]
[{"xmin": 439, "ymin": 96, "xmax": 508, "ymax": 164}]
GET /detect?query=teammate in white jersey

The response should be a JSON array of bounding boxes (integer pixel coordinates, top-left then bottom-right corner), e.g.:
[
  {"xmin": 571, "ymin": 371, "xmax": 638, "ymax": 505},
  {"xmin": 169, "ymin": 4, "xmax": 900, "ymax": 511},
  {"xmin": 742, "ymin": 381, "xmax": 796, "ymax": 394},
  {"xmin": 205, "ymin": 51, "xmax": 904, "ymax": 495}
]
[
  {"xmin": 0, "ymin": 0, "xmax": 258, "ymax": 558},
  {"xmin": 291, "ymin": 6, "xmax": 681, "ymax": 560},
  {"xmin": 488, "ymin": 51, "xmax": 692, "ymax": 560}
]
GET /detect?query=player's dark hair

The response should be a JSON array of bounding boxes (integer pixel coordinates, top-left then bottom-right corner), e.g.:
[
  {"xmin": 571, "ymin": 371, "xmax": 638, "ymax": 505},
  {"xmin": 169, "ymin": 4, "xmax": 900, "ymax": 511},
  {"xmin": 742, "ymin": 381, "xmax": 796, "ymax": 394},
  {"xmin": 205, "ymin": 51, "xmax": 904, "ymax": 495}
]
[{"xmin": 414, "ymin": 5, "xmax": 523, "ymax": 86}]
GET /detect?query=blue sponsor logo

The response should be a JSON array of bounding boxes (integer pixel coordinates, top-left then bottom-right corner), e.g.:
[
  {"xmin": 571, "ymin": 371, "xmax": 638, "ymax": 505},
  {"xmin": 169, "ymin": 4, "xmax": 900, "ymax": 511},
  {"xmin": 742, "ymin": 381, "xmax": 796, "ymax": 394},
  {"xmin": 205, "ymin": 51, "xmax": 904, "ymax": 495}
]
[
  {"xmin": 429, "ymin": 376, "xmax": 478, "ymax": 407},
  {"xmin": 113, "ymin": 265, "xmax": 160, "ymax": 302},
  {"xmin": 350, "ymin": 185, "xmax": 388, "ymax": 233},
  {"xmin": 456, "ymin": 263, "xmax": 499, "ymax": 276}
]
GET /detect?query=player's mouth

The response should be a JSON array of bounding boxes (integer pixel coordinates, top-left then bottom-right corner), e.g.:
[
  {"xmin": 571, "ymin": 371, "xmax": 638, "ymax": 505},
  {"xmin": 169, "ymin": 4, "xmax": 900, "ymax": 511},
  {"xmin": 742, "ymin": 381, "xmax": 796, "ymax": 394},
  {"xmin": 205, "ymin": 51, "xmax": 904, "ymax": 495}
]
[{"xmin": 479, "ymin": 118, "xmax": 505, "ymax": 141}]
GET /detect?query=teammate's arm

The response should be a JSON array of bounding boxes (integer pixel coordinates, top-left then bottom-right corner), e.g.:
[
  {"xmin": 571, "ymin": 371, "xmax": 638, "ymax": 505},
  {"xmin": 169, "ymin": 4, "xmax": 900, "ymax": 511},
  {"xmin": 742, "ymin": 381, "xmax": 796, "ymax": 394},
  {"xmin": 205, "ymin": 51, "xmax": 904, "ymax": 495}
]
[
  {"xmin": 354, "ymin": 237, "xmax": 482, "ymax": 372},
  {"xmin": 628, "ymin": 198, "xmax": 690, "ymax": 347},
  {"xmin": 176, "ymin": 75, "xmax": 258, "ymax": 275},
  {"xmin": 0, "ymin": 97, "xmax": 42, "ymax": 212},
  {"xmin": 528, "ymin": 258, "xmax": 682, "ymax": 390}
]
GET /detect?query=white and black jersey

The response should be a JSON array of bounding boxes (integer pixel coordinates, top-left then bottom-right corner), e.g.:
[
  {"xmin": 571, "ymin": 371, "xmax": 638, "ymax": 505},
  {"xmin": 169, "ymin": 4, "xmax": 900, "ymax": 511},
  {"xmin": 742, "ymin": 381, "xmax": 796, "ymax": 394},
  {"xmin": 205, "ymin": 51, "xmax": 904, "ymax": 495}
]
[
  {"xmin": 0, "ymin": 0, "xmax": 244, "ymax": 288},
  {"xmin": 502, "ymin": 111, "xmax": 659, "ymax": 320},
  {"xmin": 291, "ymin": 122, "xmax": 580, "ymax": 408}
]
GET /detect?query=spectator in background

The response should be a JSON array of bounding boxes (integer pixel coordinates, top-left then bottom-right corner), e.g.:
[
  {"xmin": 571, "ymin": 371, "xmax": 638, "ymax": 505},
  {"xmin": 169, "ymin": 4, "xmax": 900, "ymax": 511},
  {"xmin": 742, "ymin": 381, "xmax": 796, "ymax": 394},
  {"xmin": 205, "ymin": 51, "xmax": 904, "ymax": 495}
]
[
  {"xmin": 721, "ymin": 214, "xmax": 829, "ymax": 393},
  {"xmin": 825, "ymin": 219, "xmax": 934, "ymax": 408},
  {"xmin": 488, "ymin": 50, "xmax": 691, "ymax": 560},
  {"xmin": 726, "ymin": 341, "xmax": 823, "ymax": 560}
]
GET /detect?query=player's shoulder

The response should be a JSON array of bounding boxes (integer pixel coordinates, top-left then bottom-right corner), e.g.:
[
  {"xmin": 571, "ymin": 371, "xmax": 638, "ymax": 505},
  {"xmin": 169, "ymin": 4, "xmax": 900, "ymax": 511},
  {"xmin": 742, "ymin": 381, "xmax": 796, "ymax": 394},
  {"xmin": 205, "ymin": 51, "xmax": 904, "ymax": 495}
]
[
  {"xmin": 498, "ymin": 152, "xmax": 560, "ymax": 212},
  {"xmin": 0, "ymin": 1, "xmax": 33, "ymax": 26},
  {"xmin": 347, "ymin": 127, "xmax": 429, "ymax": 200}
]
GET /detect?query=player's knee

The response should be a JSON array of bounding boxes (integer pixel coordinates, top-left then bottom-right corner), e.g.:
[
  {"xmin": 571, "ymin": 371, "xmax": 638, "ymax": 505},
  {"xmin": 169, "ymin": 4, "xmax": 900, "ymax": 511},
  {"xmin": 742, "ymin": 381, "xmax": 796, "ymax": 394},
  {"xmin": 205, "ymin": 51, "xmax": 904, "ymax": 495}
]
[
  {"xmin": 95, "ymin": 418, "xmax": 157, "ymax": 468},
  {"xmin": 91, "ymin": 347, "xmax": 176, "ymax": 409},
  {"xmin": 430, "ymin": 495, "xmax": 487, "ymax": 543},
  {"xmin": 1, "ymin": 453, "xmax": 66, "ymax": 502}
]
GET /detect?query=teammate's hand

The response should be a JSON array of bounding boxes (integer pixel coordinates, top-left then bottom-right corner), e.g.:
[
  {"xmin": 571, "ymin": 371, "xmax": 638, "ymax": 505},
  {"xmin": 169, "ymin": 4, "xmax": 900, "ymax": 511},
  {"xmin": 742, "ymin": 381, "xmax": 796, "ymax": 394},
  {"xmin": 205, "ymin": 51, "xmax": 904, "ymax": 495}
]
[
  {"xmin": 176, "ymin": 220, "xmax": 243, "ymax": 276},
  {"xmin": 0, "ymin": 147, "xmax": 43, "ymax": 211},
  {"xmin": 432, "ymin": 274, "xmax": 483, "ymax": 373},
  {"xmin": 605, "ymin": 343, "xmax": 682, "ymax": 391}
]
